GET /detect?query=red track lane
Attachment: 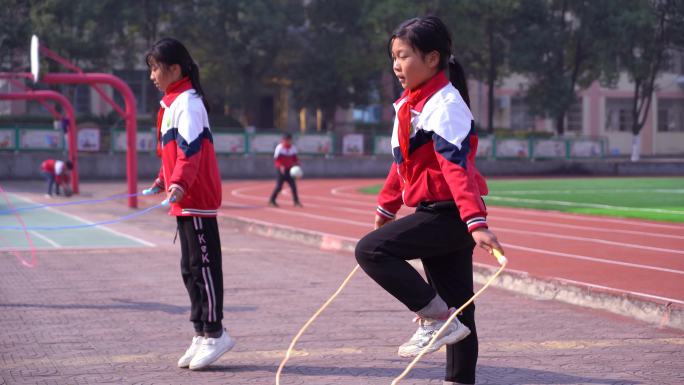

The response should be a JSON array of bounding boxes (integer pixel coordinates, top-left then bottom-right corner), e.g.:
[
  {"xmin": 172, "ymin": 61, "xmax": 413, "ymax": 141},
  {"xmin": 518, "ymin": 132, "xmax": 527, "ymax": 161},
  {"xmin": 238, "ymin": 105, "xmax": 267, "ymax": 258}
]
[{"xmin": 221, "ymin": 179, "xmax": 684, "ymax": 306}]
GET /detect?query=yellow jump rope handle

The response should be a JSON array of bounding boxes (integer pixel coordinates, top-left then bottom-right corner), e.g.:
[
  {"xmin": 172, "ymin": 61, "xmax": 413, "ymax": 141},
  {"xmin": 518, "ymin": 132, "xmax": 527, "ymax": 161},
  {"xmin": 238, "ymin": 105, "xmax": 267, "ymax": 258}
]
[{"xmin": 391, "ymin": 248, "xmax": 507, "ymax": 385}]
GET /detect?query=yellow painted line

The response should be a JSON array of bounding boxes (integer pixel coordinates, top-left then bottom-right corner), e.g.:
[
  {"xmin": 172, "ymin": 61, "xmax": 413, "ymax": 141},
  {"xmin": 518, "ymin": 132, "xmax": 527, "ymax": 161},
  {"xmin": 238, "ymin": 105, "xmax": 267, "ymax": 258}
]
[
  {"xmin": 1, "ymin": 347, "xmax": 363, "ymax": 370},
  {"xmin": 4, "ymin": 338, "xmax": 682, "ymax": 371},
  {"xmin": 475, "ymin": 337, "xmax": 684, "ymax": 352}
]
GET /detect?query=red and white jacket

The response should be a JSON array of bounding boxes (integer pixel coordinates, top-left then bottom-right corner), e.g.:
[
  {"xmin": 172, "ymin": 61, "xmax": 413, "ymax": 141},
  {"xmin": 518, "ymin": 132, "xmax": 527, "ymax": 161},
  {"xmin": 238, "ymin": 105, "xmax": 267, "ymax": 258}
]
[
  {"xmin": 377, "ymin": 83, "xmax": 489, "ymax": 232},
  {"xmin": 41, "ymin": 159, "xmax": 69, "ymax": 184},
  {"xmin": 273, "ymin": 142, "xmax": 299, "ymax": 169},
  {"xmin": 153, "ymin": 77, "xmax": 222, "ymax": 217}
]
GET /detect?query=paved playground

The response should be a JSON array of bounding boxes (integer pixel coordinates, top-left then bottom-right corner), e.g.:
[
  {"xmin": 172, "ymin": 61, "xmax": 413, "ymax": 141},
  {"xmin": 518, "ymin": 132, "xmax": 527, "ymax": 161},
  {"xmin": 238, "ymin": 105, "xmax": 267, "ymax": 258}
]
[{"xmin": 0, "ymin": 180, "xmax": 683, "ymax": 385}]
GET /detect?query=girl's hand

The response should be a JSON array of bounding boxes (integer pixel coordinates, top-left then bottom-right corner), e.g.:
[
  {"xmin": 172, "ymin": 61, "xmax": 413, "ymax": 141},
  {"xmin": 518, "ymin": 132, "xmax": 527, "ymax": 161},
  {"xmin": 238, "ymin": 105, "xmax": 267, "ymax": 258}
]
[
  {"xmin": 167, "ymin": 187, "xmax": 184, "ymax": 204},
  {"xmin": 471, "ymin": 228, "xmax": 504, "ymax": 256},
  {"xmin": 374, "ymin": 214, "xmax": 393, "ymax": 230}
]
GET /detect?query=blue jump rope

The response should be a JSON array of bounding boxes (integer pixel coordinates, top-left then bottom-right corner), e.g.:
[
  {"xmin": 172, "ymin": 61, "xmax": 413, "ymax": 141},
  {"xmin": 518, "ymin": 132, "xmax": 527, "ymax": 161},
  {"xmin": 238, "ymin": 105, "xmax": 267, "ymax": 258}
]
[{"xmin": 0, "ymin": 186, "xmax": 175, "ymax": 231}]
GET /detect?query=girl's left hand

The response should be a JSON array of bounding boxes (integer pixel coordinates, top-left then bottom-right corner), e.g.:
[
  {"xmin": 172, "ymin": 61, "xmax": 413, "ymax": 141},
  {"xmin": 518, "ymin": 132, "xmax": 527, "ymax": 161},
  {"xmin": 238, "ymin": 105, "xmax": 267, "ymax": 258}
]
[
  {"xmin": 167, "ymin": 187, "xmax": 184, "ymax": 204},
  {"xmin": 471, "ymin": 228, "xmax": 504, "ymax": 256}
]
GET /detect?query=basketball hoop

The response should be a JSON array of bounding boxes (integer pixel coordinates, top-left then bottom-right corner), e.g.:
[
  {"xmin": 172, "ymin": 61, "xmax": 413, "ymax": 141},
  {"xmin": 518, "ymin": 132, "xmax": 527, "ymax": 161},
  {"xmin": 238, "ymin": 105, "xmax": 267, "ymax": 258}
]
[{"xmin": 30, "ymin": 35, "xmax": 40, "ymax": 83}]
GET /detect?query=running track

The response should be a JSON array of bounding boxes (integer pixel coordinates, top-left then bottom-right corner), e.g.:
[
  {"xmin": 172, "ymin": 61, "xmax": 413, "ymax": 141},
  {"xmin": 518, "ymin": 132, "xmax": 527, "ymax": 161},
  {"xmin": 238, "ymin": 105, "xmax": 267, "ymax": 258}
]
[{"xmin": 218, "ymin": 179, "xmax": 684, "ymax": 307}]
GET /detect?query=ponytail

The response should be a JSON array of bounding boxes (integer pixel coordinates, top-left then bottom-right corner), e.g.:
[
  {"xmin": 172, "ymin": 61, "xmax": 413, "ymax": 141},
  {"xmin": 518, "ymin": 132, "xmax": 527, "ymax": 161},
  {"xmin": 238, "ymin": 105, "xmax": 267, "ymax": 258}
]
[
  {"xmin": 448, "ymin": 55, "xmax": 470, "ymax": 108},
  {"xmin": 188, "ymin": 62, "xmax": 210, "ymax": 112}
]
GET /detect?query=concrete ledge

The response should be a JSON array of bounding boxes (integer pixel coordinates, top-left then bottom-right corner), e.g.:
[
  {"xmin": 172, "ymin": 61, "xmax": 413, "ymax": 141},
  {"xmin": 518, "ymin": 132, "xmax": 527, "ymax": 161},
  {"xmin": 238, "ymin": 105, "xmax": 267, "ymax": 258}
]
[
  {"xmin": 2, "ymin": 151, "xmax": 684, "ymax": 179},
  {"xmin": 219, "ymin": 214, "xmax": 684, "ymax": 331}
]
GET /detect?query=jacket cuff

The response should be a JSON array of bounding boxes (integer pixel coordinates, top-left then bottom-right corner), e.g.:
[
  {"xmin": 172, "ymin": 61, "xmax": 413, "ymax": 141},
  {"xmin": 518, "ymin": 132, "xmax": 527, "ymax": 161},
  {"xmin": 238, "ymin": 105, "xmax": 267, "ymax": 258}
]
[
  {"xmin": 466, "ymin": 216, "xmax": 488, "ymax": 232},
  {"xmin": 168, "ymin": 183, "xmax": 185, "ymax": 194},
  {"xmin": 376, "ymin": 205, "xmax": 396, "ymax": 220}
]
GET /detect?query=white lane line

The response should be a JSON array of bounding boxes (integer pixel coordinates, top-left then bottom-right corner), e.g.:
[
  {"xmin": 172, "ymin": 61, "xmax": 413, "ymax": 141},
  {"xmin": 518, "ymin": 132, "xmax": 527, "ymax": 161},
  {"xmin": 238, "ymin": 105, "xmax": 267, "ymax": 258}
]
[
  {"xmin": 551, "ymin": 276, "xmax": 684, "ymax": 305},
  {"xmin": 222, "ymin": 209, "xmax": 684, "ymax": 304},
  {"xmin": 488, "ymin": 206, "xmax": 684, "ymax": 230},
  {"xmin": 225, "ymin": 214, "xmax": 358, "ymax": 243},
  {"xmin": 233, "ymin": 184, "xmax": 684, "ymax": 255},
  {"xmin": 28, "ymin": 231, "xmax": 62, "ymax": 248},
  {"xmin": 486, "ymin": 196, "xmax": 684, "ymax": 215},
  {"xmin": 228, "ymin": 193, "xmax": 370, "ymax": 227},
  {"xmin": 328, "ymin": 182, "xmax": 684, "ymax": 231},
  {"xmin": 474, "ymin": 261, "xmax": 684, "ymax": 305},
  {"xmin": 11, "ymin": 195, "xmax": 155, "ymax": 247},
  {"xmin": 297, "ymin": 192, "xmax": 684, "ymax": 241},
  {"xmin": 496, "ymin": 227, "xmax": 684, "ymax": 255},
  {"xmin": 232, "ymin": 186, "xmax": 375, "ymax": 218},
  {"xmin": 492, "ymin": 188, "xmax": 684, "ymax": 195},
  {"xmin": 488, "ymin": 215, "xmax": 684, "ymax": 241},
  {"xmin": 504, "ymin": 244, "xmax": 684, "ymax": 275}
]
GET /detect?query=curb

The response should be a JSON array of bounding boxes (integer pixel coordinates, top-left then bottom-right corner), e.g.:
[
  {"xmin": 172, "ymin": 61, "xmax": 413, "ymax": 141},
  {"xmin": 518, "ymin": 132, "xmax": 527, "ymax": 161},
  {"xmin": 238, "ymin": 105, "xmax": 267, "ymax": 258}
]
[{"xmin": 219, "ymin": 215, "xmax": 684, "ymax": 331}]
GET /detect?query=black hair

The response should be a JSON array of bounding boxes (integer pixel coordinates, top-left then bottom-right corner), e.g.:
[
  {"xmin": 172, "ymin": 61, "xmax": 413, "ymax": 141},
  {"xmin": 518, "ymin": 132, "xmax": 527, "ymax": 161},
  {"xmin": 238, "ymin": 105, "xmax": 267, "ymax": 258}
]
[
  {"xmin": 145, "ymin": 38, "xmax": 210, "ymax": 112},
  {"xmin": 65, "ymin": 160, "xmax": 73, "ymax": 170},
  {"xmin": 388, "ymin": 16, "xmax": 470, "ymax": 108},
  {"xmin": 283, "ymin": 133, "xmax": 293, "ymax": 140}
]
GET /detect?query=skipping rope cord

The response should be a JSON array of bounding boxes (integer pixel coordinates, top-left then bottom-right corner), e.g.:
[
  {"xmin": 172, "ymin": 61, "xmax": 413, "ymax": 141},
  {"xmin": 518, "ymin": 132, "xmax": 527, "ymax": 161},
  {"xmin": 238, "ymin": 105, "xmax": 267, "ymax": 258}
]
[
  {"xmin": 275, "ymin": 250, "xmax": 508, "ymax": 385},
  {"xmin": 0, "ymin": 203, "xmax": 164, "ymax": 231},
  {"xmin": 0, "ymin": 192, "xmax": 143, "ymax": 215}
]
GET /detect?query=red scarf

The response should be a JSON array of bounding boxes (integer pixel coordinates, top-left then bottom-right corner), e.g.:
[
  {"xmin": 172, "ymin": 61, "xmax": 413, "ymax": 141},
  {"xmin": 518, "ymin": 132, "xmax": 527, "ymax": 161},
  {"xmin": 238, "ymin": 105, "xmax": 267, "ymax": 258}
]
[
  {"xmin": 396, "ymin": 71, "xmax": 449, "ymax": 182},
  {"xmin": 156, "ymin": 77, "xmax": 193, "ymax": 156}
]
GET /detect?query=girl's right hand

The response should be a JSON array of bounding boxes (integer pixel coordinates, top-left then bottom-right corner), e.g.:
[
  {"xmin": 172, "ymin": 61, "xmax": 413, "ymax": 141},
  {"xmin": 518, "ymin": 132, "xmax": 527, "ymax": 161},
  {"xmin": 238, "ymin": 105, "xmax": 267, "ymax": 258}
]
[{"xmin": 374, "ymin": 214, "xmax": 393, "ymax": 230}]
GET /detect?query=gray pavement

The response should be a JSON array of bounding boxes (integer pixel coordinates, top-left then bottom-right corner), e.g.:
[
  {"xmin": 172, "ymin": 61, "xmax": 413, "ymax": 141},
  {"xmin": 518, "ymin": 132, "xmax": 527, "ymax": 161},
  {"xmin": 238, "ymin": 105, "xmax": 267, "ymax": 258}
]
[{"xmin": 0, "ymin": 181, "xmax": 683, "ymax": 384}]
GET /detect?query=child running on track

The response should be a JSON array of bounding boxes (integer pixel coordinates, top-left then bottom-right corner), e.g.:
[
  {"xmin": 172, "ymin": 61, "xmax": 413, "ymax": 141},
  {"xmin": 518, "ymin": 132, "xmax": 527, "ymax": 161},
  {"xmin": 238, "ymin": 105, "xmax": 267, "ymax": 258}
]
[
  {"xmin": 268, "ymin": 133, "xmax": 302, "ymax": 207},
  {"xmin": 143, "ymin": 38, "xmax": 234, "ymax": 370},
  {"xmin": 354, "ymin": 16, "xmax": 504, "ymax": 385}
]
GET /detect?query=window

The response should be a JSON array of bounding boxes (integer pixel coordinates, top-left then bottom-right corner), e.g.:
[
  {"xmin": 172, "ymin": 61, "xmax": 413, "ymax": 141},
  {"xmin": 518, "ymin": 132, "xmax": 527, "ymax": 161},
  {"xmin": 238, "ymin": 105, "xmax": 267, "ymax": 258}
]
[
  {"xmin": 510, "ymin": 97, "xmax": 534, "ymax": 130},
  {"xmin": 658, "ymin": 99, "xmax": 684, "ymax": 132},
  {"xmin": 605, "ymin": 98, "xmax": 634, "ymax": 132},
  {"xmin": 664, "ymin": 50, "xmax": 684, "ymax": 74},
  {"xmin": 74, "ymin": 85, "xmax": 91, "ymax": 115},
  {"xmin": 566, "ymin": 99, "xmax": 583, "ymax": 132}
]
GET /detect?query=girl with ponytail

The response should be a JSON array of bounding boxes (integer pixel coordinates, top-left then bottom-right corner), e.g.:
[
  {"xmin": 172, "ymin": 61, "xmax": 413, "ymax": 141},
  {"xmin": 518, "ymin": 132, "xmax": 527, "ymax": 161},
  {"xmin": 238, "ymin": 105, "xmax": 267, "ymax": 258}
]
[
  {"xmin": 144, "ymin": 38, "xmax": 234, "ymax": 370},
  {"xmin": 354, "ymin": 16, "xmax": 504, "ymax": 385}
]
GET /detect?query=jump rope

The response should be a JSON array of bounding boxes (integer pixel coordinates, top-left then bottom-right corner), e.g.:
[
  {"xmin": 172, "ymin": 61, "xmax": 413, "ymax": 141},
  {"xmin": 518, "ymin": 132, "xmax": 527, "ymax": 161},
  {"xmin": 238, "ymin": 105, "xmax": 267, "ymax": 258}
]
[
  {"xmin": 276, "ymin": 249, "xmax": 508, "ymax": 385},
  {"xmin": 1, "ymin": 186, "xmax": 507, "ymax": 384},
  {"xmin": 0, "ymin": 186, "xmax": 172, "ymax": 267}
]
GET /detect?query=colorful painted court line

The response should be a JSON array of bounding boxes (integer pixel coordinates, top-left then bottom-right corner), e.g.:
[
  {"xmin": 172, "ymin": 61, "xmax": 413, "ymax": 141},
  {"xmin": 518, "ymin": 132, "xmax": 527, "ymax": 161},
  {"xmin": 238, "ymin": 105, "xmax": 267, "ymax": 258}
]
[{"xmin": 0, "ymin": 193, "xmax": 154, "ymax": 250}]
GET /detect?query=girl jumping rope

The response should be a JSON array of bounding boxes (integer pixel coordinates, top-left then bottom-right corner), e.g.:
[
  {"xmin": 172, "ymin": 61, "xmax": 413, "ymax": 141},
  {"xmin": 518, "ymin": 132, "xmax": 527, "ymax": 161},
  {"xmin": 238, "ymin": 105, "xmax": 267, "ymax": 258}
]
[
  {"xmin": 144, "ymin": 38, "xmax": 234, "ymax": 370},
  {"xmin": 354, "ymin": 16, "xmax": 504, "ymax": 385}
]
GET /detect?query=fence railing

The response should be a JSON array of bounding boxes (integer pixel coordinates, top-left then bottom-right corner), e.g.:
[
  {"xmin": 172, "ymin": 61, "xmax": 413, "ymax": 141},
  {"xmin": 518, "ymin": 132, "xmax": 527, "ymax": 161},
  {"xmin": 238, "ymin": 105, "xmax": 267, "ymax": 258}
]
[{"xmin": 0, "ymin": 126, "xmax": 606, "ymax": 159}]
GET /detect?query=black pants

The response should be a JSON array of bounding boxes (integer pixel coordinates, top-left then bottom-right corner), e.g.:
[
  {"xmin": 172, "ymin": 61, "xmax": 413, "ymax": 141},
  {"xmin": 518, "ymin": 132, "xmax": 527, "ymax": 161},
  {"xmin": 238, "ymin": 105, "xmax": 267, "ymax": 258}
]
[
  {"xmin": 269, "ymin": 168, "xmax": 300, "ymax": 204},
  {"xmin": 177, "ymin": 216, "xmax": 224, "ymax": 334},
  {"xmin": 355, "ymin": 202, "xmax": 478, "ymax": 384}
]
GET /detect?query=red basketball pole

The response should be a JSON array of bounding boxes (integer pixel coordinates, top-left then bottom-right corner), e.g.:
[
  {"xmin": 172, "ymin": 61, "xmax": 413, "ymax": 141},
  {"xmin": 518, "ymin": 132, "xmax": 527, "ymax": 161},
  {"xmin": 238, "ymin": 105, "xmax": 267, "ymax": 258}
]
[
  {"xmin": 40, "ymin": 73, "xmax": 138, "ymax": 208},
  {"xmin": 0, "ymin": 91, "xmax": 78, "ymax": 193}
]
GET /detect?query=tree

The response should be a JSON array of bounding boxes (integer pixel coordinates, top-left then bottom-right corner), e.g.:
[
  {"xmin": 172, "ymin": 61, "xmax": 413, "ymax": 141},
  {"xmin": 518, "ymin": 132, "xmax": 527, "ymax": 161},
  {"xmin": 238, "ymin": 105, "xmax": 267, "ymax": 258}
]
[
  {"xmin": 172, "ymin": 0, "xmax": 304, "ymax": 126},
  {"xmin": 441, "ymin": 0, "xmax": 518, "ymax": 134},
  {"xmin": 606, "ymin": 0, "xmax": 684, "ymax": 161},
  {"xmin": 28, "ymin": 0, "xmax": 128, "ymax": 71},
  {"xmin": 289, "ymin": 0, "xmax": 384, "ymax": 131},
  {"xmin": 0, "ymin": 1, "xmax": 30, "ymax": 72},
  {"xmin": 510, "ymin": 0, "xmax": 617, "ymax": 135}
]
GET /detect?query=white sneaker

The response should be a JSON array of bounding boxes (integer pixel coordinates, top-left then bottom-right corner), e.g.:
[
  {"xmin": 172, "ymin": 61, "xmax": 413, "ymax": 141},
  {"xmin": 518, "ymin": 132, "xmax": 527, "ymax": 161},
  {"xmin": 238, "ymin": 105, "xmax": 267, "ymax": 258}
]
[
  {"xmin": 189, "ymin": 330, "xmax": 235, "ymax": 370},
  {"xmin": 397, "ymin": 309, "xmax": 471, "ymax": 358},
  {"xmin": 178, "ymin": 335, "xmax": 204, "ymax": 368}
]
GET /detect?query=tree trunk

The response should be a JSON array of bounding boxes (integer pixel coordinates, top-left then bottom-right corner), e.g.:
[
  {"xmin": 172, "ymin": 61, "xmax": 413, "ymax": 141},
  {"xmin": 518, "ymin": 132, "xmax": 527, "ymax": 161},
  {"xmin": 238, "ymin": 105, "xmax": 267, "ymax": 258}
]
[
  {"xmin": 631, "ymin": 133, "xmax": 641, "ymax": 162},
  {"xmin": 555, "ymin": 113, "xmax": 565, "ymax": 136},
  {"xmin": 487, "ymin": 20, "xmax": 496, "ymax": 134}
]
